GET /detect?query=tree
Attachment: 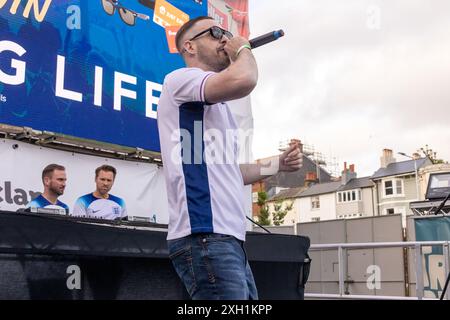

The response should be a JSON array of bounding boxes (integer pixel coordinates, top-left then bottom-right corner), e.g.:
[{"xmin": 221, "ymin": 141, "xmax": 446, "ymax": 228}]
[
  {"xmin": 418, "ymin": 145, "xmax": 448, "ymax": 164},
  {"xmin": 257, "ymin": 191, "xmax": 271, "ymax": 226},
  {"xmin": 272, "ymin": 200, "xmax": 294, "ymax": 226}
]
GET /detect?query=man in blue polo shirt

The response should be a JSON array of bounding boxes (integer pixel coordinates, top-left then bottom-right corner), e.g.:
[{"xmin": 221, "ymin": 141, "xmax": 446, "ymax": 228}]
[
  {"xmin": 27, "ymin": 164, "xmax": 69, "ymax": 213},
  {"xmin": 72, "ymin": 165, "xmax": 127, "ymax": 220}
]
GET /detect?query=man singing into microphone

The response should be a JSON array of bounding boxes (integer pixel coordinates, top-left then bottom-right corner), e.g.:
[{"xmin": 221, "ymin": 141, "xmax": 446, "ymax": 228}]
[{"xmin": 157, "ymin": 16, "xmax": 302, "ymax": 300}]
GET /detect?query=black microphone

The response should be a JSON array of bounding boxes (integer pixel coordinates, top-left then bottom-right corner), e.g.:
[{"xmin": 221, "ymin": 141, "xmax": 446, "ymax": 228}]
[{"xmin": 249, "ymin": 30, "xmax": 285, "ymax": 49}]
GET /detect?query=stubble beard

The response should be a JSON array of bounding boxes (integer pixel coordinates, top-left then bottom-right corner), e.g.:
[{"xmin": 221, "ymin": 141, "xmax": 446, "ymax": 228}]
[
  {"xmin": 198, "ymin": 49, "xmax": 230, "ymax": 73},
  {"xmin": 49, "ymin": 184, "xmax": 64, "ymax": 196},
  {"xmin": 97, "ymin": 187, "xmax": 110, "ymax": 197}
]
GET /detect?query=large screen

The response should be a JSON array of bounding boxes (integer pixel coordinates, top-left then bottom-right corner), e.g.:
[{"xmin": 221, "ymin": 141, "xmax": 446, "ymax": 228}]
[
  {"xmin": 426, "ymin": 172, "xmax": 450, "ymax": 200},
  {"xmin": 0, "ymin": 0, "xmax": 207, "ymax": 152}
]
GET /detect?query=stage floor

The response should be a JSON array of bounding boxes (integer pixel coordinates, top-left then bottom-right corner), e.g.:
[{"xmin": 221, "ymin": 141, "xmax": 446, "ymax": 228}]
[{"xmin": 0, "ymin": 211, "xmax": 310, "ymax": 299}]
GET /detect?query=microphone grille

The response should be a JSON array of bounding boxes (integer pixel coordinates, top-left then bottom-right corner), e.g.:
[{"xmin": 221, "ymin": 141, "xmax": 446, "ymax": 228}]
[{"xmin": 275, "ymin": 30, "xmax": 285, "ymax": 39}]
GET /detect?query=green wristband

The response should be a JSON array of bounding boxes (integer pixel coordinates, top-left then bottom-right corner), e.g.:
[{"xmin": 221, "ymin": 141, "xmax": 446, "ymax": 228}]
[{"xmin": 236, "ymin": 44, "xmax": 252, "ymax": 57}]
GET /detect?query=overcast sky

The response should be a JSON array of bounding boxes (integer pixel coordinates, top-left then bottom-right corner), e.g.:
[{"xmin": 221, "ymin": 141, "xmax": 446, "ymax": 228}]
[{"xmin": 248, "ymin": 0, "xmax": 450, "ymax": 177}]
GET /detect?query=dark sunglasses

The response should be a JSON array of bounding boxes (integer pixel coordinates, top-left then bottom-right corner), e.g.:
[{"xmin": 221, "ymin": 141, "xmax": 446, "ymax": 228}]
[
  {"xmin": 101, "ymin": 0, "xmax": 149, "ymax": 26},
  {"xmin": 189, "ymin": 26, "xmax": 233, "ymax": 42}
]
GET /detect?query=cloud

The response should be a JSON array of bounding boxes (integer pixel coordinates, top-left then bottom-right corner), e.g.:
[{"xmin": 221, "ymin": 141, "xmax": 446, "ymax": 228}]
[{"xmin": 249, "ymin": 0, "xmax": 450, "ymax": 176}]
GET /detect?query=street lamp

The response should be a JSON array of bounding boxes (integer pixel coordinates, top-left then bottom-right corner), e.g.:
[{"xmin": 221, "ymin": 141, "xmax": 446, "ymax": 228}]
[{"xmin": 398, "ymin": 152, "xmax": 420, "ymax": 200}]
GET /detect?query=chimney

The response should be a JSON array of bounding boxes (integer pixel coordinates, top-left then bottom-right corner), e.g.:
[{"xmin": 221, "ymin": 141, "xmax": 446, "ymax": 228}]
[
  {"xmin": 305, "ymin": 171, "xmax": 317, "ymax": 187},
  {"xmin": 341, "ymin": 163, "xmax": 357, "ymax": 185},
  {"xmin": 380, "ymin": 148, "xmax": 396, "ymax": 168},
  {"xmin": 413, "ymin": 152, "xmax": 420, "ymax": 160}
]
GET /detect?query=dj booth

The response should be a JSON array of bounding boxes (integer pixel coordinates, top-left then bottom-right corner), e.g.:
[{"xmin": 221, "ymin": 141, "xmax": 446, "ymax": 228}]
[{"xmin": 0, "ymin": 211, "xmax": 310, "ymax": 300}]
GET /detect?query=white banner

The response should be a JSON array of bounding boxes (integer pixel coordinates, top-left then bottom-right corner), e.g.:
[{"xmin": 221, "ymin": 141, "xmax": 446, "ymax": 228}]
[{"xmin": 0, "ymin": 139, "xmax": 168, "ymax": 223}]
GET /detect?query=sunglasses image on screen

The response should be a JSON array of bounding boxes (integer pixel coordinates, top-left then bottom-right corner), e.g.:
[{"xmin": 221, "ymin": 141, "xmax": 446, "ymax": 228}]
[{"xmin": 101, "ymin": 0, "xmax": 150, "ymax": 26}]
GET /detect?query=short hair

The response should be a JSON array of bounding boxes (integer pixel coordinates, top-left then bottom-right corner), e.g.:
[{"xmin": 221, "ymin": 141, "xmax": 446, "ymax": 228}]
[
  {"xmin": 175, "ymin": 16, "xmax": 214, "ymax": 53},
  {"xmin": 42, "ymin": 164, "xmax": 65, "ymax": 183},
  {"xmin": 95, "ymin": 165, "xmax": 117, "ymax": 178}
]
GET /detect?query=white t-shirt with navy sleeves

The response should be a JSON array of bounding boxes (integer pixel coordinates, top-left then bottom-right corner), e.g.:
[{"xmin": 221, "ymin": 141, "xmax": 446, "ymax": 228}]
[
  {"xmin": 157, "ymin": 67, "xmax": 246, "ymax": 241},
  {"xmin": 72, "ymin": 193, "xmax": 127, "ymax": 220},
  {"xmin": 26, "ymin": 194, "xmax": 69, "ymax": 212}
]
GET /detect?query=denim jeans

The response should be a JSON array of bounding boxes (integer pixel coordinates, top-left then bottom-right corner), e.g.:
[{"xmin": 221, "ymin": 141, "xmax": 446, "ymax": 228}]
[{"xmin": 168, "ymin": 233, "xmax": 258, "ymax": 300}]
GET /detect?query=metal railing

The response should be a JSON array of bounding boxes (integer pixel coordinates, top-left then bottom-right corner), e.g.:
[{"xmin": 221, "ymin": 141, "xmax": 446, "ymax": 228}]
[{"xmin": 305, "ymin": 241, "xmax": 450, "ymax": 300}]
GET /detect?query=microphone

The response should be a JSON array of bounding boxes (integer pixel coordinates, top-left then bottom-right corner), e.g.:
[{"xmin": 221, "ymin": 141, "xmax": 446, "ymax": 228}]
[{"xmin": 249, "ymin": 30, "xmax": 285, "ymax": 49}]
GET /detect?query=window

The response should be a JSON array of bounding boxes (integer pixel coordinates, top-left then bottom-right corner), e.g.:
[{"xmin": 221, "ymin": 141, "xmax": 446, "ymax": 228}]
[
  {"xmin": 311, "ymin": 217, "xmax": 320, "ymax": 222},
  {"xmin": 311, "ymin": 196, "xmax": 320, "ymax": 209},
  {"xmin": 385, "ymin": 181, "xmax": 393, "ymax": 195},
  {"xmin": 396, "ymin": 180, "xmax": 402, "ymax": 194},
  {"xmin": 385, "ymin": 207, "xmax": 407, "ymax": 216},
  {"xmin": 383, "ymin": 179, "xmax": 404, "ymax": 197},
  {"xmin": 337, "ymin": 189, "xmax": 362, "ymax": 203},
  {"xmin": 339, "ymin": 213, "xmax": 363, "ymax": 219},
  {"xmin": 252, "ymin": 192, "xmax": 258, "ymax": 203}
]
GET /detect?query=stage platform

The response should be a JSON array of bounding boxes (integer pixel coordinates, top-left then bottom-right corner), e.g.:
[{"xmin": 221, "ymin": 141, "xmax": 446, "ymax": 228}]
[{"xmin": 0, "ymin": 211, "xmax": 310, "ymax": 300}]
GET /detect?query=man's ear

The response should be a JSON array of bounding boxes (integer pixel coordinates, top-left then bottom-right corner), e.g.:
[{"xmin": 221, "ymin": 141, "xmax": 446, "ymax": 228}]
[
  {"xmin": 183, "ymin": 40, "xmax": 195, "ymax": 55},
  {"xmin": 43, "ymin": 176, "xmax": 50, "ymax": 186}
]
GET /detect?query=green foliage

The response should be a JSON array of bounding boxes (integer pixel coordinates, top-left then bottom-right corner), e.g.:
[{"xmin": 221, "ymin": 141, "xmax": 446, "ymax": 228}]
[
  {"xmin": 272, "ymin": 200, "xmax": 294, "ymax": 226},
  {"xmin": 257, "ymin": 191, "xmax": 271, "ymax": 226},
  {"xmin": 257, "ymin": 192, "xmax": 295, "ymax": 226},
  {"xmin": 432, "ymin": 159, "xmax": 446, "ymax": 164}
]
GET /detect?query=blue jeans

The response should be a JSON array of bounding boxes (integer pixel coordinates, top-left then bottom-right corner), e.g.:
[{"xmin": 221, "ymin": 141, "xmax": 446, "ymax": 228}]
[{"xmin": 168, "ymin": 233, "xmax": 258, "ymax": 300}]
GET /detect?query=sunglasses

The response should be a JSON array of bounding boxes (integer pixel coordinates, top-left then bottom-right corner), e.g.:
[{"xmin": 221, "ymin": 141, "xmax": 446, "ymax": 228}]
[
  {"xmin": 189, "ymin": 26, "xmax": 233, "ymax": 42},
  {"xmin": 101, "ymin": 0, "xmax": 150, "ymax": 26}
]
